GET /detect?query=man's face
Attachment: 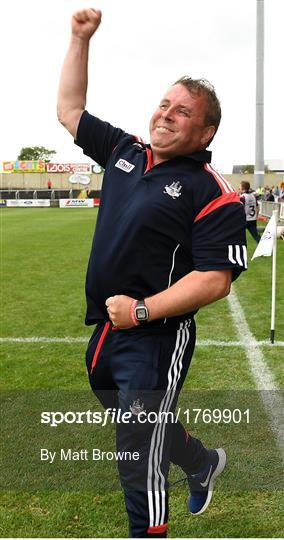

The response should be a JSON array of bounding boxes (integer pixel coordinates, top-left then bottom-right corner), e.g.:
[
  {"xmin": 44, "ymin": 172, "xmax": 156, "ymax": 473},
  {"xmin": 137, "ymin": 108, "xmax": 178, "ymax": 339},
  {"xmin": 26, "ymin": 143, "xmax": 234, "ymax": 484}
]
[{"xmin": 149, "ymin": 83, "xmax": 215, "ymax": 164}]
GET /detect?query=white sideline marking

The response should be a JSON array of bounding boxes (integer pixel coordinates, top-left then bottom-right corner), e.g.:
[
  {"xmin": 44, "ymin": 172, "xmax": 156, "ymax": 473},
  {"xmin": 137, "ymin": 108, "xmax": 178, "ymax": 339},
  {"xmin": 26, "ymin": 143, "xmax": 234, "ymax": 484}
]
[
  {"xmin": 0, "ymin": 337, "xmax": 89, "ymax": 343},
  {"xmin": 227, "ymin": 287, "xmax": 284, "ymax": 461},
  {"xmin": 1, "ymin": 336, "xmax": 284, "ymax": 346},
  {"xmin": 0, "ymin": 336, "xmax": 284, "ymax": 346},
  {"xmin": 198, "ymin": 339, "xmax": 284, "ymax": 347}
]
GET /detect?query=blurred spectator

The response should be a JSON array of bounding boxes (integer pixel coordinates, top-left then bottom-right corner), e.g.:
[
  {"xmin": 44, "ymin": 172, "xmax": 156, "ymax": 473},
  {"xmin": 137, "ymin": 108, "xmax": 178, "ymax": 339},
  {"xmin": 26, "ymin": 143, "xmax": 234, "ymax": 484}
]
[
  {"xmin": 279, "ymin": 182, "xmax": 284, "ymax": 201},
  {"xmin": 255, "ymin": 186, "xmax": 265, "ymax": 200},
  {"xmin": 239, "ymin": 181, "xmax": 261, "ymax": 243},
  {"xmin": 263, "ymin": 186, "xmax": 275, "ymax": 201},
  {"xmin": 273, "ymin": 185, "xmax": 280, "ymax": 199},
  {"xmin": 79, "ymin": 188, "xmax": 87, "ymax": 198},
  {"xmin": 47, "ymin": 178, "xmax": 52, "ymax": 190}
]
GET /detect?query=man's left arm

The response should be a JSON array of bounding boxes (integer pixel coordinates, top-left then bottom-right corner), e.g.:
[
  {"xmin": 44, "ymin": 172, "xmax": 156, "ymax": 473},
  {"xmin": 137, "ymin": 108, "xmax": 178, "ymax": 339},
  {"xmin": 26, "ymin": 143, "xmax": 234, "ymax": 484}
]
[
  {"xmin": 145, "ymin": 268, "xmax": 231, "ymax": 319},
  {"xmin": 105, "ymin": 269, "xmax": 232, "ymax": 329}
]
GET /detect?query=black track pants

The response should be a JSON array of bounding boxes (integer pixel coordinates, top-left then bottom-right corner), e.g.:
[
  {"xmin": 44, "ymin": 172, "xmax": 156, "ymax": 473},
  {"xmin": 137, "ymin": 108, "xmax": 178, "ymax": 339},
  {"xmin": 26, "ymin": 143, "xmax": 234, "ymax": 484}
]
[
  {"xmin": 246, "ymin": 220, "xmax": 261, "ymax": 243},
  {"xmin": 86, "ymin": 319, "xmax": 207, "ymax": 537}
]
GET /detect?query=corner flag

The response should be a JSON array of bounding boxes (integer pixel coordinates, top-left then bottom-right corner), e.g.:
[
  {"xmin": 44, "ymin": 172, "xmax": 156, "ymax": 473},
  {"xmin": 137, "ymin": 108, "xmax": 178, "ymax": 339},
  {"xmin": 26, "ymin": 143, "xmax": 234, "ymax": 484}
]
[
  {"xmin": 251, "ymin": 210, "xmax": 278, "ymax": 343},
  {"xmin": 251, "ymin": 212, "xmax": 277, "ymax": 259}
]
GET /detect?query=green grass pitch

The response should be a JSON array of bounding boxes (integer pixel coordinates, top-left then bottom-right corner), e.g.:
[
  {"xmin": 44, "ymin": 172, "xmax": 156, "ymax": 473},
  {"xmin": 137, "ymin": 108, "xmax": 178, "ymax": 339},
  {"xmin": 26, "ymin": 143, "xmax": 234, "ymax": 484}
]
[{"xmin": 1, "ymin": 208, "xmax": 283, "ymax": 537}]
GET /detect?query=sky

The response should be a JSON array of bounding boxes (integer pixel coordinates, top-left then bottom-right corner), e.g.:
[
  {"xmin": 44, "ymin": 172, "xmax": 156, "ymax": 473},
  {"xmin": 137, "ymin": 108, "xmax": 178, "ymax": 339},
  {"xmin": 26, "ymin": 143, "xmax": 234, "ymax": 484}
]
[{"xmin": 0, "ymin": 0, "xmax": 283, "ymax": 173}]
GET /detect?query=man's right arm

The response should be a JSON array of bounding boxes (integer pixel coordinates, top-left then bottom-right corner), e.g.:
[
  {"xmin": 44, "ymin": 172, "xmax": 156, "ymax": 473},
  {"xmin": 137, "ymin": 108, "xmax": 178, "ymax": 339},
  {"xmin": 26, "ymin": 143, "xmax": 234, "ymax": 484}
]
[{"xmin": 57, "ymin": 8, "xmax": 102, "ymax": 138}]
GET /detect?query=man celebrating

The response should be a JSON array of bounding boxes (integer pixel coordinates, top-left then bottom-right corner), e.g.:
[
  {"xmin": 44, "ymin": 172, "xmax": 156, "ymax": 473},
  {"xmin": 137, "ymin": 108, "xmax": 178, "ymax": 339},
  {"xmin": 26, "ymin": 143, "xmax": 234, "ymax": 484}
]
[{"xmin": 58, "ymin": 8, "xmax": 247, "ymax": 538}]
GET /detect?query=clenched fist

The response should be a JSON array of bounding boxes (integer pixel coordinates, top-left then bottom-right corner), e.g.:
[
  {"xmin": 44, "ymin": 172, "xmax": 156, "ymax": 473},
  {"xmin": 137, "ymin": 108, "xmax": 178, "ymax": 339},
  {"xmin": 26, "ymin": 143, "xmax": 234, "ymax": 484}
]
[
  {"xmin": 72, "ymin": 8, "xmax": 102, "ymax": 40},
  {"xmin": 105, "ymin": 295, "xmax": 136, "ymax": 329}
]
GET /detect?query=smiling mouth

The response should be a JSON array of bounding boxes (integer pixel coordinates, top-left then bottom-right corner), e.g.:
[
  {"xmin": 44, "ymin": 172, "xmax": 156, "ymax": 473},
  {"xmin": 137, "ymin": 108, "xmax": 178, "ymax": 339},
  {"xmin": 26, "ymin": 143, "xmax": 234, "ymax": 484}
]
[{"xmin": 156, "ymin": 126, "xmax": 174, "ymax": 133}]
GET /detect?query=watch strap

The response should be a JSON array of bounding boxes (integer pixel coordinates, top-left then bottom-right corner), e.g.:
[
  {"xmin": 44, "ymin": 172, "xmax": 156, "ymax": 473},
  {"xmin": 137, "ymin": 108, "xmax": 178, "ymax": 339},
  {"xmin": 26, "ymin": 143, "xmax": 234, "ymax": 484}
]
[{"xmin": 130, "ymin": 299, "xmax": 140, "ymax": 326}]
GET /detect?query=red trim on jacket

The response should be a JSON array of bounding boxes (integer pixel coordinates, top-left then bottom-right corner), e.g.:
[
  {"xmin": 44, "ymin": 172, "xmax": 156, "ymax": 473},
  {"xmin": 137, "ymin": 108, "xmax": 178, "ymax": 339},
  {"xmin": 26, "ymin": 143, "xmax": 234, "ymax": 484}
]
[
  {"xmin": 147, "ymin": 523, "xmax": 168, "ymax": 534},
  {"xmin": 204, "ymin": 163, "xmax": 235, "ymax": 194},
  {"xmin": 194, "ymin": 192, "xmax": 240, "ymax": 223},
  {"xmin": 91, "ymin": 321, "xmax": 110, "ymax": 373},
  {"xmin": 144, "ymin": 147, "xmax": 154, "ymax": 173}
]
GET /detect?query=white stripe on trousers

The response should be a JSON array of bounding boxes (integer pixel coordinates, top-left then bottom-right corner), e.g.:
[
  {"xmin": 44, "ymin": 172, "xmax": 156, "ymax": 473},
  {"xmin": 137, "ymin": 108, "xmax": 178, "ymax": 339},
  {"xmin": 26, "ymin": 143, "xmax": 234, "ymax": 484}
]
[{"xmin": 147, "ymin": 320, "xmax": 191, "ymax": 528}]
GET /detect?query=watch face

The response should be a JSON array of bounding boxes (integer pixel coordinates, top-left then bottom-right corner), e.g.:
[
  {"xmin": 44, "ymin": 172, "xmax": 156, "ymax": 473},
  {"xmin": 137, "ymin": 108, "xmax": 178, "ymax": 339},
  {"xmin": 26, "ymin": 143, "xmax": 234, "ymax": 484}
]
[{"xmin": 136, "ymin": 307, "xmax": 147, "ymax": 320}]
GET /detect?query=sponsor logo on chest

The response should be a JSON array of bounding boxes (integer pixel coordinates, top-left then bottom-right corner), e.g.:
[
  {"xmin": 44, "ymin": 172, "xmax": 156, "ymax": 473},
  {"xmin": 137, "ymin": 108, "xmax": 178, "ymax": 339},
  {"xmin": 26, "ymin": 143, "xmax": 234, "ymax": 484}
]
[{"xmin": 115, "ymin": 159, "xmax": 135, "ymax": 173}]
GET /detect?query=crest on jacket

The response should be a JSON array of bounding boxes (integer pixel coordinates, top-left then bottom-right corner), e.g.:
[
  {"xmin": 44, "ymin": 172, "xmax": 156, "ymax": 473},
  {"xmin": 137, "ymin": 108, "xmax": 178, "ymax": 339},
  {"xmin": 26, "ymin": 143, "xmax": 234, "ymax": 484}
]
[{"xmin": 163, "ymin": 181, "xmax": 182, "ymax": 199}]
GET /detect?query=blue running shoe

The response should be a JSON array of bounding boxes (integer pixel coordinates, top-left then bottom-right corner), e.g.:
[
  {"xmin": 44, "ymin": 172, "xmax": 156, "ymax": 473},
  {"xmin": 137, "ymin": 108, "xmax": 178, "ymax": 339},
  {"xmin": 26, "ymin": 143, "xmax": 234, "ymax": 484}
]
[{"xmin": 187, "ymin": 448, "xmax": 226, "ymax": 515}]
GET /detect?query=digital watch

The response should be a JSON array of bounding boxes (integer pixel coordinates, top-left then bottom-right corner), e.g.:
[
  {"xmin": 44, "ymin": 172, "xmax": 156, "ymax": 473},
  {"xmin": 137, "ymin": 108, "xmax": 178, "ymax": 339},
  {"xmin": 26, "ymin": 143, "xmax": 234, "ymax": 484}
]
[{"xmin": 134, "ymin": 299, "xmax": 149, "ymax": 324}]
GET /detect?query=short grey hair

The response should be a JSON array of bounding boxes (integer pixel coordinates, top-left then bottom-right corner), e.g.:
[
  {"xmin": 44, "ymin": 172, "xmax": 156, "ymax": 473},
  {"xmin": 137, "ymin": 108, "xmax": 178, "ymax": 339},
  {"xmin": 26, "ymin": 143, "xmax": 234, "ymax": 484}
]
[{"xmin": 174, "ymin": 76, "xmax": 222, "ymax": 145}]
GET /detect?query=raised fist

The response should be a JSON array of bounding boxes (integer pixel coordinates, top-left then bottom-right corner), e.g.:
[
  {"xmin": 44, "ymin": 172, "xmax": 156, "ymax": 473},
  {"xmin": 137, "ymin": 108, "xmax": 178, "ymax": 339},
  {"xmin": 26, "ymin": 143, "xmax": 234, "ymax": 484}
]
[{"xmin": 72, "ymin": 8, "xmax": 102, "ymax": 40}]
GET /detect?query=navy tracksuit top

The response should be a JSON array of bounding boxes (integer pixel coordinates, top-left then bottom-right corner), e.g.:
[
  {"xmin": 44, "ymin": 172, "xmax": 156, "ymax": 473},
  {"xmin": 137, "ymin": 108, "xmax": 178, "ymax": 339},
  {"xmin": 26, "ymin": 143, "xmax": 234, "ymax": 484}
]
[{"xmin": 75, "ymin": 111, "xmax": 247, "ymax": 326}]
